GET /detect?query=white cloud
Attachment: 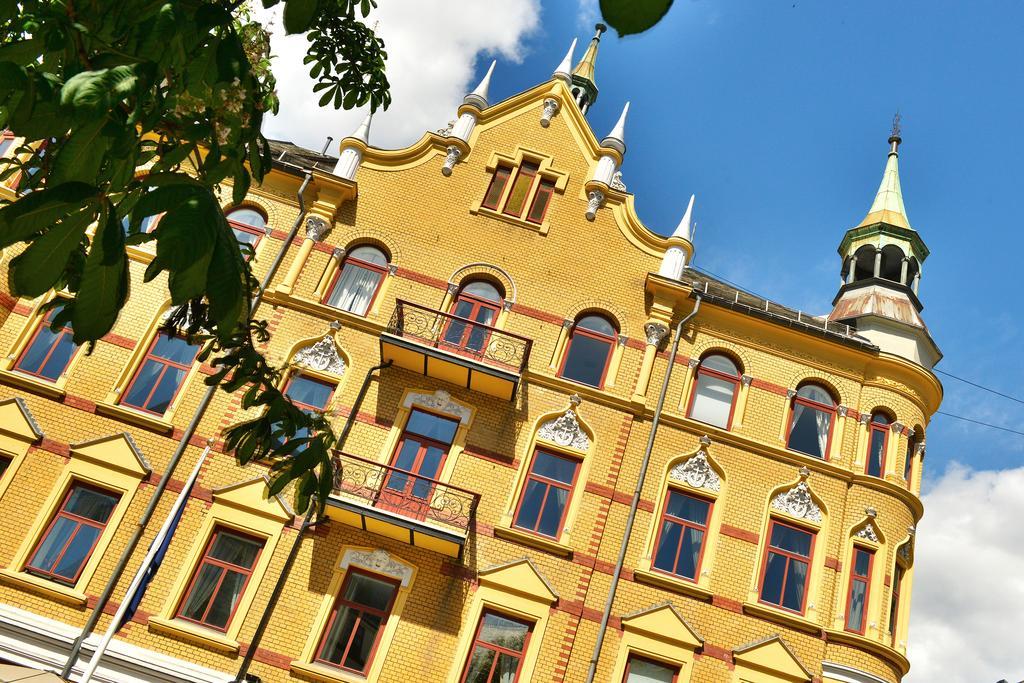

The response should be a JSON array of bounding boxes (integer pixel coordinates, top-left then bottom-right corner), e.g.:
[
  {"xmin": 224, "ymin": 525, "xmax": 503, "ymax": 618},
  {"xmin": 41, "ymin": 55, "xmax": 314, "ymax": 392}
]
[
  {"xmin": 259, "ymin": 0, "xmax": 541, "ymax": 152},
  {"xmin": 906, "ymin": 463, "xmax": 1024, "ymax": 682}
]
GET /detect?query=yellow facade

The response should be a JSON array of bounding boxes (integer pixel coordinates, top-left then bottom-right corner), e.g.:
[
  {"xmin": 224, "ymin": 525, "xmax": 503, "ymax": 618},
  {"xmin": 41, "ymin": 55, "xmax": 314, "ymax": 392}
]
[{"xmin": 0, "ymin": 65, "xmax": 939, "ymax": 683}]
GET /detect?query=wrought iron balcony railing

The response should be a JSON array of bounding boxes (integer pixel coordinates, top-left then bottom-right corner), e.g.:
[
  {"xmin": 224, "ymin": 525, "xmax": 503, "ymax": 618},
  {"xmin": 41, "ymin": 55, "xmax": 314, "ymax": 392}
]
[
  {"xmin": 385, "ymin": 299, "xmax": 533, "ymax": 375},
  {"xmin": 331, "ymin": 452, "xmax": 480, "ymax": 538}
]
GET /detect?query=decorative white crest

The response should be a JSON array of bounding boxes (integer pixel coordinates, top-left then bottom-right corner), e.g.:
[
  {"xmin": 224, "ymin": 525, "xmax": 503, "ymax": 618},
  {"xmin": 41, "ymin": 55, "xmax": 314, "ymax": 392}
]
[
  {"xmin": 855, "ymin": 523, "xmax": 879, "ymax": 542},
  {"xmin": 610, "ymin": 171, "xmax": 626, "ymax": 192},
  {"xmin": 404, "ymin": 389, "xmax": 471, "ymax": 424},
  {"xmin": 771, "ymin": 481, "xmax": 822, "ymax": 523},
  {"xmin": 538, "ymin": 410, "xmax": 590, "ymax": 451},
  {"xmin": 669, "ymin": 450, "xmax": 720, "ymax": 492},
  {"xmin": 341, "ymin": 548, "xmax": 413, "ymax": 587},
  {"xmin": 540, "ymin": 98, "xmax": 560, "ymax": 128},
  {"xmin": 293, "ymin": 336, "xmax": 346, "ymax": 376}
]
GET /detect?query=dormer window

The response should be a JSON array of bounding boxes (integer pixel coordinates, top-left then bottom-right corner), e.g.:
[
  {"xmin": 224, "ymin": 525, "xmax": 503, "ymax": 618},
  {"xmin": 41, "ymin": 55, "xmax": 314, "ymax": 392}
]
[{"xmin": 478, "ymin": 155, "xmax": 565, "ymax": 229}]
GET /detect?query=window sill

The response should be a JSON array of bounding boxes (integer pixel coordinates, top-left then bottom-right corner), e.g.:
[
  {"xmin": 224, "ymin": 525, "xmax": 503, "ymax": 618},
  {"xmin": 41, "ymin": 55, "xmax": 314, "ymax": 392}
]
[
  {"xmin": 0, "ymin": 568, "xmax": 87, "ymax": 606},
  {"xmin": 290, "ymin": 660, "xmax": 369, "ymax": 683},
  {"xmin": 494, "ymin": 526, "xmax": 573, "ymax": 558},
  {"xmin": 742, "ymin": 601, "xmax": 822, "ymax": 636},
  {"xmin": 471, "ymin": 204, "xmax": 551, "ymax": 236},
  {"xmin": 95, "ymin": 402, "xmax": 174, "ymax": 434},
  {"xmin": 633, "ymin": 568, "xmax": 713, "ymax": 602},
  {"xmin": 0, "ymin": 369, "xmax": 66, "ymax": 400},
  {"xmin": 263, "ymin": 290, "xmax": 386, "ymax": 337},
  {"xmin": 824, "ymin": 628, "xmax": 910, "ymax": 675},
  {"xmin": 148, "ymin": 616, "xmax": 240, "ymax": 653},
  {"xmin": 126, "ymin": 244, "xmax": 156, "ymax": 264}
]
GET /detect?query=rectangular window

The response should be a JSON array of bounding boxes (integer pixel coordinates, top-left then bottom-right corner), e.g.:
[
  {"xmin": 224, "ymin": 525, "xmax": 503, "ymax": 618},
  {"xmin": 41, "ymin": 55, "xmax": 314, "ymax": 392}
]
[
  {"xmin": 121, "ymin": 332, "xmax": 199, "ymax": 414},
  {"xmin": 0, "ymin": 454, "xmax": 11, "ymax": 479},
  {"xmin": 845, "ymin": 546, "xmax": 874, "ymax": 634},
  {"xmin": 274, "ymin": 374, "xmax": 336, "ymax": 449},
  {"xmin": 652, "ymin": 490, "xmax": 712, "ymax": 581},
  {"xmin": 889, "ymin": 563, "xmax": 905, "ymax": 636},
  {"xmin": 482, "ymin": 166, "xmax": 512, "ymax": 210},
  {"xmin": 380, "ymin": 409, "xmax": 459, "ymax": 517},
  {"xmin": 513, "ymin": 449, "xmax": 579, "ymax": 539},
  {"xmin": 177, "ymin": 528, "xmax": 263, "ymax": 631},
  {"xmin": 866, "ymin": 425, "xmax": 887, "ymax": 477},
  {"xmin": 758, "ymin": 520, "xmax": 814, "ymax": 614},
  {"xmin": 0, "ymin": 131, "xmax": 15, "ymax": 158},
  {"xmin": 502, "ymin": 162, "xmax": 539, "ymax": 218},
  {"xmin": 461, "ymin": 611, "xmax": 532, "ymax": 683},
  {"xmin": 623, "ymin": 655, "xmax": 678, "ymax": 683},
  {"xmin": 26, "ymin": 484, "xmax": 120, "ymax": 584},
  {"xmin": 904, "ymin": 436, "xmax": 916, "ymax": 483},
  {"xmin": 525, "ymin": 179, "xmax": 555, "ymax": 224},
  {"xmin": 315, "ymin": 569, "xmax": 399, "ymax": 674},
  {"xmin": 14, "ymin": 307, "xmax": 77, "ymax": 381}
]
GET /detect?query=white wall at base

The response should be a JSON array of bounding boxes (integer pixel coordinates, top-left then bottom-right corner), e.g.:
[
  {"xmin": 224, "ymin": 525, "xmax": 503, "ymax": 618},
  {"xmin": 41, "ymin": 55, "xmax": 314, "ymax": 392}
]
[
  {"xmin": 0, "ymin": 603, "xmax": 231, "ymax": 683},
  {"xmin": 822, "ymin": 661, "xmax": 894, "ymax": 683}
]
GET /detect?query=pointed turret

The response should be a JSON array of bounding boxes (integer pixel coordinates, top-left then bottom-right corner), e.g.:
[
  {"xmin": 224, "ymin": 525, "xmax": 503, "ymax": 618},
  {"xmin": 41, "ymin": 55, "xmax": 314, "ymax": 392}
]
[
  {"xmin": 553, "ymin": 38, "xmax": 577, "ymax": 84},
  {"xmin": 658, "ymin": 194, "xmax": 696, "ymax": 280},
  {"xmin": 829, "ymin": 117, "xmax": 940, "ymax": 368},
  {"xmin": 569, "ymin": 24, "xmax": 605, "ymax": 114},
  {"xmin": 673, "ymin": 194, "xmax": 696, "ymax": 242},
  {"xmin": 333, "ymin": 111, "xmax": 373, "ymax": 180},
  {"xmin": 442, "ymin": 61, "xmax": 496, "ymax": 176},
  {"xmin": 463, "ymin": 60, "xmax": 496, "ymax": 110},
  {"xmin": 601, "ymin": 102, "xmax": 629, "ymax": 155}
]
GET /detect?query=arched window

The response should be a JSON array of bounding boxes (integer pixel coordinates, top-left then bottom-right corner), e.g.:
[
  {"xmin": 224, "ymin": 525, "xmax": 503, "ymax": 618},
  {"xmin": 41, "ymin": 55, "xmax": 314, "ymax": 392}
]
[
  {"xmin": 865, "ymin": 411, "xmax": 892, "ymax": 477},
  {"xmin": 687, "ymin": 354, "xmax": 741, "ymax": 430},
  {"xmin": 904, "ymin": 427, "xmax": 921, "ymax": 484},
  {"xmin": 227, "ymin": 207, "xmax": 267, "ymax": 253},
  {"xmin": 559, "ymin": 314, "xmax": 617, "ymax": 389},
  {"xmin": 441, "ymin": 280, "xmax": 504, "ymax": 356},
  {"xmin": 851, "ymin": 245, "xmax": 876, "ymax": 282},
  {"xmin": 879, "ymin": 245, "xmax": 905, "ymax": 283},
  {"xmin": 786, "ymin": 383, "xmax": 837, "ymax": 459},
  {"xmin": 325, "ymin": 245, "xmax": 389, "ymax": 316}
]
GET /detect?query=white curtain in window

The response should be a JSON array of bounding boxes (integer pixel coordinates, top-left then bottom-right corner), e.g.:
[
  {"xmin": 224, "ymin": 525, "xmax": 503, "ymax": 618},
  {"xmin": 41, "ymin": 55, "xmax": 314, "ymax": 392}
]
[
  {"xmin": 625, "ymin": 659, "xmax": 676, "ymax": 683},
  {"xmin": 815, "ymin": 409, "xmax": 831, "ymax": 456},
  {"xmin": 327, "ymin": 265, "xmax": 381, "ymax": 315},
  {"xmin": 690, "ymin": 374, "xmax": 735, "ymax": 428}
]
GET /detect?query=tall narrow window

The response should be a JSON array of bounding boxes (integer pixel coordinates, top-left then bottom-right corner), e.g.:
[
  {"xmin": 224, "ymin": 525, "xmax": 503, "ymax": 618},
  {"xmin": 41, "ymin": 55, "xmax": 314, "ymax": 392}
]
[
  {"xmin": 0, "ymin": 454, "xmax": 12, "ymax": 479},
  {"xmin": 227, "ymin": 207, "xmax": 266, "ymax": 253},
  {"xmin": 315, "ymin": 569, "xmax": 399, "ymax": 674},
  {"xmin": 786, "ymin": 383, "xmax": 836, "ymax": 459},
  {"xmin": 481, "ymin": 166, "xmax": 512, "ymax": 210},
  {"xmin": 26, "ymin": 484, "xmax": 120, "ymax": 584},
  {"xmin": 759, "ymin": 520, "xmax": 815, "ymax": 614},
  {"xmin": 652, "ymin": 489, "xmax": 711, "ymax": 582},
  {"xmin": 889, "ymin": 562, "xmax": 905, "ymax": 638},
  {"xmin": 559, "ymin": 314, "xmax": 617, "ymax": 389},
  {"xmin": 325, "ymin": 245, "xmax": 389, "ymax": 316},
  {"xmin": 866, "ymin": 412, "xmax": 891, "ymax": 477},
  {"xmin": 379, "ymin": 409, "xmax": 459, "ymax": 517},
  {"xmin": 502, "ymin": 162, "xmax": 539, "ymax": 218},
  {"xmin": 513, "ymin": 449, "xmax": 580, "ymax": 539},
  {"xmin": 623, "ymin": 655, "xmax": 678, "ymax": 683},
  {"xmin": 461, "ymin": 611, "xmax": 532, "ymax": 683},
  {"xmin": 442, "ymin": 281, "xmax": 504, "ymax": 357},
  {"xmin": 526, "ymin": 179, "xmax": 555, "ymax": 224},
  {"xmin": 122, "ymin": 332, "xmax": 199, "ymax": 414},
  {"xmin": 177, "ymin": 528, "xmax": 263, "ymax": 631},
  {"xmin": 845, "ymin": 546, "xmax": 874, "ymax": 634},
  {"xmin": 15, "ymin": 307, "xmax": 78, "ymax": 381},
  {"xmin": 904, "ymin": 431, "xmax": 917, "ymax": 483},
  {"xmin": 0, "ymin": 131, "xmax": 15, "ymax": 157},
  {"xmin": 687, "ymin": 354, "xmax": 741, "ymax": 430}
]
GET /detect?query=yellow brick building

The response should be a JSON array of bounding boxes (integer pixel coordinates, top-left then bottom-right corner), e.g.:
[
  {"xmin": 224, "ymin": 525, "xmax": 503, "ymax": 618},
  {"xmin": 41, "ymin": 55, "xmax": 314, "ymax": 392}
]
[{"xmin": 0, "ymin": 27, "xmax": 941, "ymax": 683}]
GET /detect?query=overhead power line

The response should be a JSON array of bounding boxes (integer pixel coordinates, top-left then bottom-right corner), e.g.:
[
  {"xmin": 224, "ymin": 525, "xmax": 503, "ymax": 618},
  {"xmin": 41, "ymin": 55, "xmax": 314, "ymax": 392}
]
[
  {"xmin": 933, "ymin": 369, "xmax": 1024, "ymax": 406},
  {"xmin": 936, "ymin": 411, "xmax": 1024, "ymax": 438}
]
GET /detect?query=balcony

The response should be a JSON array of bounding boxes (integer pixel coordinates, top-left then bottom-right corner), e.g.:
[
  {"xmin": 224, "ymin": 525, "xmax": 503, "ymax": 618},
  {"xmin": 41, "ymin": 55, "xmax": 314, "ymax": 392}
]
[
  {"xmin": 380, "ymin": 299, "xmax": 532, "ymax": 401},
  {"xmin": 326, "ymin": 452, "xmax": 480, "ymax": 559}
]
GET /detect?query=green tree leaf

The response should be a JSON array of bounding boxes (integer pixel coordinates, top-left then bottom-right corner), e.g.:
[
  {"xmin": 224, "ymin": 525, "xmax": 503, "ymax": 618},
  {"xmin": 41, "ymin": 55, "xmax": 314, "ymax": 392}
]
[
  {"xmin": 283, "ymin": 0, "xmax": 318, "ymax": 34},
  {"xmin": 8, "ymin": 207, "xmax": 94, "ymax": 298},
  {"xmin": 51, "ymin": 119, "xmax": 111, "ymax": 185},
  {"xmin": 0, "ymin": 182, "xmax": 97, "ymax": 248},
  {"xmin": 72, "ymin": 208, "xmax": 128, "ymax": 343},
  {"xmin": 600, "ymin": 0, "xmax": 674, "ymax": 36}
]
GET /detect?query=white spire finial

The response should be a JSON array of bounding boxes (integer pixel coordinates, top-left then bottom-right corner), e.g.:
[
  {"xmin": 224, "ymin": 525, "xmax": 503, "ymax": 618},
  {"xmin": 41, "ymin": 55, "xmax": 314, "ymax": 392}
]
[
  {"xmin": 464, "ymin": 60, "xmax": 496, "ymax": 110},
  {"xmin": 601, "ymin": 101, "xmax": 629, "ymax": 155},
  {"xmin": 333, "ymin": 111, "xmax": 372, "ymax": 179},
  {"xmin": 553, "ymin": 38, "xmax": 577, "ymax": 83},
  {"xmin": 673, "ymin": 194, "xmax": 696, "ymax": 242},
  {"xmin": 349, "ymin": 111, "xmax": 372, "ymax": 145}
]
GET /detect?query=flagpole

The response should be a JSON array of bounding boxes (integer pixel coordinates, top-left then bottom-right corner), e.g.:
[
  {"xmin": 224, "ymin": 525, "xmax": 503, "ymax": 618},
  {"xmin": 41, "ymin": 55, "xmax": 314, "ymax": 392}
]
[{"xmin": 77, "ymin": 446, "xmax": 211, "ymax": 683}]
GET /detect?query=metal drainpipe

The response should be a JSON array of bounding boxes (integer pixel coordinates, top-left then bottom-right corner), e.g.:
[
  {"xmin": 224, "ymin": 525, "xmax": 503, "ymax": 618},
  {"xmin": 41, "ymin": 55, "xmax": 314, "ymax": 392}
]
[
  {"xmin": 60, "ymin": 142, "xmax": 328, "ymax": 678},
  {"xmin": 584, "ymin": 295, "xmax": 702, "ymax": 683},
  {"xmin": 232, "ymin": 357, "xmax": 391, "ymax": 683}
]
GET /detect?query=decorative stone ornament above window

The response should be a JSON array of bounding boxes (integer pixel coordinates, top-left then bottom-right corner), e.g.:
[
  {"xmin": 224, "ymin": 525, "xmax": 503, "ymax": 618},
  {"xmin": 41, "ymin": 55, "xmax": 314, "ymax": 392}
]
[
  {"xmin": 292, "ymin": 335, "xmax": 346, "ymax": 376},
  {"xmin": 771, "ymin": 479, "xmax": 823, "ymax": 523},
  {"xmin": 340, "ymin": 548, "xmax": 414, "ymax": 587},
  {"xmin": 855, "ymin": 523, "xmax": 880, "ymax": 543},
  {"xmin": 537, "ymin": 394, "xmax": 590, "ymax": 451},
  {"xmin": 668, "ymin": 449, "xmax": 721, "ymax": 493},
  {"xmin": 403, "ymin": 389, "xmax": 472, "ymax": 424}
]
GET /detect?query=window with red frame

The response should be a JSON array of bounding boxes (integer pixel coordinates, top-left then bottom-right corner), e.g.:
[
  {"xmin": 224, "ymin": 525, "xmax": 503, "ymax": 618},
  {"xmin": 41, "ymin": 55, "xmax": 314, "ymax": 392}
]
[
  {"xmin": 14, "ymin": 306, "xmax": 78, "ymax": 382},
  {"xmin": 441, "ymin": 281, "xmax": 504, "ymax": 357},
  {"xmin": 759, "ymin": 520, "xmax": 815, "ymax": 613},
  {"xmin": 380, "ymin": 409, "xmax": 459, "ymax": 516},
  {"xmin": 513, "ymin": 449, "xmax": 579, "ymax": 539},
  {"xmin": 461, "ymin": 611, "xmax": 532, "ymax": 683},
  {"xmin": 501, "ymin": 161, "xmax": 538, "ymax": 218},
  {"xmin": 559, "ymin": 314, "xmax": 617, "ymax": 388},
  {"xmin": 121, "ymin": 332, "xmax": 199, "ymax": 414},
  {"xmin": 889, "ymin": 561, "xmax": 906, "ymax": 638},
  {"xmin": 687, "ymin": 353, "xmax": 741, "ymax": 430},
  {"xmin": 651, "ymin": 489, "xmax": 712, "ymax": 582},
  {"xmin": 324, "ymin": 245, "xmax": 389, "ymax": 316},
  {"xmin": 844, "ymin": 545, "xmax": 873, "ymax": 634},
  {"xmin": 481, "ymin": 166, "xmax": 512, "ymax": 210},
  {"xmin": 481, "ymin": 162, "xmax": 555, "ymax": 223},
  {"xmin": 0, "ymin": 131, "xmax": 16, "ymax": 158},
  {"xmin": 176, "ymin": 528, "xmax": 263, "ymax": 631},
  {"xmin": 623, "ymin": 655, "xmax": 679, "ymax": 683},
  {"xmin": 904, "ymin": 430, "xmax": 918, "ymax": 483},
  {"xmin": 525, "ymin": 179, "xmax": 555, "ymax": 224},
  {"xmin": 226, "ymin": 207, "xmax": 266, "ymax": 255},
  {"xmin": 786, "ymin": 383, "xmax": 837, "ymax": 459},
  {"xmin": 26, "ymin": 484, "xmax": 120, "ymax": 585},
  {"xmin": 275, "ymin": 373, "xmax": 336, "ymax": 447},
  {"xmin": 315, "ymin": 568, "xmax": 399, "ymax": 674},
  {"xmin": 866, "ymin": 412, "xmax": 891, "ymax": 477}
]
